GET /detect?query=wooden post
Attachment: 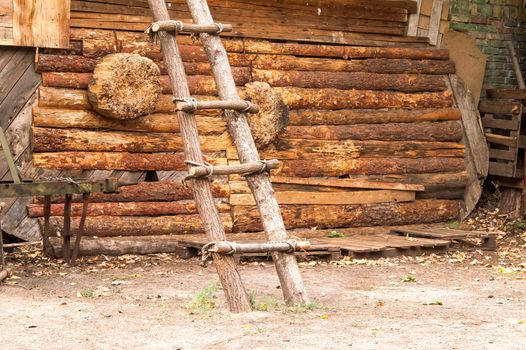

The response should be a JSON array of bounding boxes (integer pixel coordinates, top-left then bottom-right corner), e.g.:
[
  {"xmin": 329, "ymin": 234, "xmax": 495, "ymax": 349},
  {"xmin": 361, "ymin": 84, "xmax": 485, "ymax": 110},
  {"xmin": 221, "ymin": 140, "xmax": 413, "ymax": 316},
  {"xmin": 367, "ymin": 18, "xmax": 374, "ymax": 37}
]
[
  {"xmin": 507, "ymin": 41, "xmax": 526, "ymax": 89},
  {"xmin": 148, "ymin": 0, "xmax": 252, "ymax": 312},
  {"xmin": 186, "ymin": 0, "xmax": 310, "ymax": 305}
]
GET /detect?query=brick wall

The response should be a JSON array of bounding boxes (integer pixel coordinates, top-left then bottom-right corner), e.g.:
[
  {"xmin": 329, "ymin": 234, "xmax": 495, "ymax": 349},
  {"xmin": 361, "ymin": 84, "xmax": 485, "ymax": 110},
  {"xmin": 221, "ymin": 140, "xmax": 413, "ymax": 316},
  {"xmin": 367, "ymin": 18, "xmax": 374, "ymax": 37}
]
[{"xmin": 448, "ymin": 0, "xmax": 526, "ymax": 89}]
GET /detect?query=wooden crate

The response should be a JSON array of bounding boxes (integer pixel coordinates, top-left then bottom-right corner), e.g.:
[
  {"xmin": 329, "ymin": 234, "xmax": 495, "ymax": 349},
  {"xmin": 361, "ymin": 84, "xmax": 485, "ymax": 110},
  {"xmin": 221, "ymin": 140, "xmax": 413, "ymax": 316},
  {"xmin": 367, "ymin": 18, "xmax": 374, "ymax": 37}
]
[{"xmin": 479, "ymin": 99, "xmax": 524, "ymax": 178}]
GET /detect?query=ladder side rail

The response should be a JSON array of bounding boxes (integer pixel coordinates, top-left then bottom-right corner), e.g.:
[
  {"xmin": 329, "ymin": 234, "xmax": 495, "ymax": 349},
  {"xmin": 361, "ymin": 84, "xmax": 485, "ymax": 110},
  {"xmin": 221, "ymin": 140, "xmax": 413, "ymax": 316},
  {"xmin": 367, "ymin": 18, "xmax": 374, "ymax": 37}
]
[
  {"xmin": 185, "ymin": 0, "xmax": 309, "ymax": 305},
  {"xmin": 147, "ymin": 0, "xmax": 252, "ymax": 313}
]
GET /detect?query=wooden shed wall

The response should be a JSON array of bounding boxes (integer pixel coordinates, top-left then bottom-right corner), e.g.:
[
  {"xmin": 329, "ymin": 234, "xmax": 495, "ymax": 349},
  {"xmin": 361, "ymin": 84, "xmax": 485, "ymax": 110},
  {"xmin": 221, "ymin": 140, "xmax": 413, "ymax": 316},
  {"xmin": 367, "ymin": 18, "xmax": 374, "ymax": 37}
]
[
  {"xmin": 4, "ymin": 1, "xmax": 468, "ymax": 246},
  {"xmin": 0, "ymin": 46, "xmax": 41, "ymax": 241}
]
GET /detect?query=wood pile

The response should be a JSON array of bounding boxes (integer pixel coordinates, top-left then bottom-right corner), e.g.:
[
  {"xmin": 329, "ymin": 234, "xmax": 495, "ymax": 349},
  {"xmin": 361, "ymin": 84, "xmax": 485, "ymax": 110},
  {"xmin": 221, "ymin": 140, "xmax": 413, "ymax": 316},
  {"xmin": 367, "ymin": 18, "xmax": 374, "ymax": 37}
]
[
  {"xmin": 27, "ymin": 0, "xmax": 469, "ymax": 254},
  {"xmin": 481, "ymin": 89, "xmax": 526, "ymax": 217}
]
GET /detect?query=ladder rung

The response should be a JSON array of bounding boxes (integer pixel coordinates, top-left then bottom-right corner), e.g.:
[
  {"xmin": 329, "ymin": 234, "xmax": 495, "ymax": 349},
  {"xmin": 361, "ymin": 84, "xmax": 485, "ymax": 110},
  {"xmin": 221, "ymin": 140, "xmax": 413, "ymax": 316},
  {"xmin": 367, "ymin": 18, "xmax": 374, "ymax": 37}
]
[
  {"xmin": 204, "ymin": 240, "xmax": 311, "ymax": 254},
  {"xmin": 149, "ymin": 20, "xmax": 232, "ymax": 34},
  {"xmin": 187, "ymin": 159, "xmax": 280, "ymax": 178},
  {"xmin": 174, "ymin": 98, "xmax": 259, "ymax": 113}
]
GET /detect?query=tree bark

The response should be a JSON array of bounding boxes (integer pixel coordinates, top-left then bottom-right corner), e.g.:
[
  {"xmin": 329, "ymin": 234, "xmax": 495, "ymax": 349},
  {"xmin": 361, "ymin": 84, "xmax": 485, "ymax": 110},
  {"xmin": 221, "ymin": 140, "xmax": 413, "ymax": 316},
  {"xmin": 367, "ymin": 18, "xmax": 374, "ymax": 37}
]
[
  {"xmin": 33, "ymin": 107, "xmax": 226, "ymax": 134},
  {"xmin": 233, "ymin": 199, "xmax": 460, "ymax": 232},
  {"xmin": 288, "ymin": 108, "xmax": 461, "ymax": 125},
  {"xmin": 276, "ymin": 87, "xmax": 453, "ymax": 109},
  {"xmin": 148, "ymin": 0, "xmax": 252, "ymax": 312},
  {"xmin": 40, "ymin": 213, "xmax": 233, "ymax": 237},
  {"xmin": 32, "ymin": 127, "xmax": 230, "ymax": 153},
  {"xmin": 38, "ymin": 87, "xmax": 453, "ymax": 111},
  {"xmin": 42, "ymin": 70, "xmax": 447, "ymax": 93},
  {"xmin": 33, "ymin": 151, "xmax": 191, "ymax": 170},
  {"xmin": 276, "ymin": 157, "xmax": 465, "ymax": 177},
  {"xmin": 234, "ymin": 139, "xmax": 465, "ymax": 159},
  {"xmin": 36, "ymin": 53, "xmax": 455, "ymax": 75},
  {"xmin": 282, "ymin": 121, "xmax": 462, "ymax": 142},
  {"xmin": 27, "ymin": 200, "xmax": 230, "ymax": 217},
  {"xmin": 34, "ymin": 181, "xmax": 230, "ymax": 203}
]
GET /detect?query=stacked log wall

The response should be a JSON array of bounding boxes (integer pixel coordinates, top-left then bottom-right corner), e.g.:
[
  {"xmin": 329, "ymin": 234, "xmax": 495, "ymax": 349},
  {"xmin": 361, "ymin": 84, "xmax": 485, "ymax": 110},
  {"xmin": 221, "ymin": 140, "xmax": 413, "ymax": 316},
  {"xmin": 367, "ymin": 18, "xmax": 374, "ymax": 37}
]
[{"xmin": 25, "ymin": 1, "xmax": 465, "ymax": 243}]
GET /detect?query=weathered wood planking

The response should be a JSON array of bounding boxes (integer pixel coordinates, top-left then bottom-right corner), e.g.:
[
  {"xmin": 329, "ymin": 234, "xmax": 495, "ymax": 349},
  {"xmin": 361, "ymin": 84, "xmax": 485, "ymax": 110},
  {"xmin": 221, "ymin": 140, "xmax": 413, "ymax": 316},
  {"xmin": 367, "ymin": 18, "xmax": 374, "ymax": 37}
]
[
  {"xmin": 230, "ymin": 189, "xmax": 415, "ymax": 206},
  {"xmin": 5, "ymin": 0, "xmax": 71, "ymax": 48},
  {"xmin": 0, "ymin": 47, "xmax": 44, "ymax": 241},
  {"xmin": 68, "ymin": 0, "xmax": 419, "ymax": 47}
]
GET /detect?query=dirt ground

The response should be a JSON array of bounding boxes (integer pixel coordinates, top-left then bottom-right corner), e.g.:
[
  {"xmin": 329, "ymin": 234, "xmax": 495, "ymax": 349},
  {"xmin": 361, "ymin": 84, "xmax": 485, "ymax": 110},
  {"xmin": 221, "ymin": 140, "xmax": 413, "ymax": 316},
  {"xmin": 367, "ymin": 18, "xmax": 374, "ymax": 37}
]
[{"xmin": 1, "ymin": 241, "xmax": 525, "ymax": 350}]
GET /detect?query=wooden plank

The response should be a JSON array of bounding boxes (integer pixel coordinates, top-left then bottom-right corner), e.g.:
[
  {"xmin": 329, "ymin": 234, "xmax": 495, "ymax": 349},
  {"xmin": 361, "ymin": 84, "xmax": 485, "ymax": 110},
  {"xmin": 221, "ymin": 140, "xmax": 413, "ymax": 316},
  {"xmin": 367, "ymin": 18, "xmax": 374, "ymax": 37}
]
[
  {"xmin": 406, "ymin": 0, "xmax": 421, "ymax": 36},
  {"xmin": 270, "ymin": 176, "xmax": 424, "ymax": 191},
  {"xmin": 486, "ymin": 89, "xmax": 526, "ymax": 100},
  {"xmin": 12, "ymin": 0, "xmax": 71, "ymax": 48},
  {"xmin": 489, "ymin": 162, "xmax": 516, "ymax": 178},
  {"xmin": 485, "ymin": 133, "xmax": 517, "ymax": 147},
  {"xmin": 489, "ymin": 148, "xmax": 516, "ymax": 161},
  {"xmin": 481, "ymin": 114, "xmax": 519, "ymax": 130},
  {"xmin": 230, "ymin": 189, "xmax": 415, "ymax": 206},
  {"xmin": 479, "ymin": 100, "xmax": 522, "ymax": 115},
  {"xmin": 427, "ymin": 0, "xmax": 443, "ymax": 46}
]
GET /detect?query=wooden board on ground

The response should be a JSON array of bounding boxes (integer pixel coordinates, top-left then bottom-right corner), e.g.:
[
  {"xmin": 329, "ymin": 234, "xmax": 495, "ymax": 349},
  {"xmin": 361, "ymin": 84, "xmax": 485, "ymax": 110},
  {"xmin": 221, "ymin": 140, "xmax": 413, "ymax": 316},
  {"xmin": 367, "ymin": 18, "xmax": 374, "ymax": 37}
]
[{"xmin": 390, "ymin": 225, "xmax": 497, "ymax": 250}]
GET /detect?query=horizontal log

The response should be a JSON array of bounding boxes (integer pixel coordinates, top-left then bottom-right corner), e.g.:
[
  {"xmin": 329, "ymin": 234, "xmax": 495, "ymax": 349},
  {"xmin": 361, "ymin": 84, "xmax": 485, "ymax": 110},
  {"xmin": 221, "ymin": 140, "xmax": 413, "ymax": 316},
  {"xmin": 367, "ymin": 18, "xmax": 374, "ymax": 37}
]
[
  {"xmin": 33, "ymin": 152, "xmax": 226, "ymax": 171},
  {"xmin": 252, "ymin": 69, "xmax": 447, "ymax": 92},
  {"xmin": 41, "ymin": 72, "xmax": 249, "ymax": 95},
  {"xmin": 39, "ymin": 213, "xmax": 233, "ymax": 237},
  {"xmin": 282, "ymin": 121, "xmax": 462, "ymax": 142},
  {"xmin": 276, "ymin": 88, "xmax": 454, "ymax": 109},
  {"xmin": 27, "ymin": 200, "xmax": 230, "ymax": 217},
  {"xmin": 86, "ymin": 34, "xmax": 449, "ymax": 59},
  {"xmin": 36, "ymin": 53, "xmax": 455, "ymax": 75},
  {"xmin": 227, "ymin": 139, "xmax": 465, "ymax": 159},
  {"xmin": 38, "ymin": 87, "xmax": 211, "ymax": 113},
  {"xmin": 32, "ymin": 107, "xmax": 226, "ymax": 134},
  {"xmin": 233, "ymin": 199, "xmax": 460, "ymax": 232},
  {"xmin": 41, "ymin": 70, "xmax": 447, "ymax": 93},
  {"xmin": 275, "ymin": 157, "xmax": 466, "ymax": 177},
  {"xmin": 345, "ymin": 172, "xmax": 470, "ymax": 192},
  {"xmin": 288, "ymin": 108, "xmax": 462, "ymax": 125},
  {"xmin": 38, "ymin": 86, "xmax": 453, "ymax": 111},
  {"xmin": 243, "ymin": 56, "xmax": 455, "ymax": 75},
  {"xmin": 48, "ymin": 235, "xmax": 193, "ymax": 257},
  {"xmin": 230, "ymin": 189, "xmax": 415, "ymax": 205},
  {"xmin": 34, "ymin": 181, "xmax": 230, "ymax": 203},
  {"xmin": 32, "ymin": 127, "xmax": 231, "ymax": 152},
  {"xmin": 270, "ymin": 176, "xmax": 425, "ymax": 191}
]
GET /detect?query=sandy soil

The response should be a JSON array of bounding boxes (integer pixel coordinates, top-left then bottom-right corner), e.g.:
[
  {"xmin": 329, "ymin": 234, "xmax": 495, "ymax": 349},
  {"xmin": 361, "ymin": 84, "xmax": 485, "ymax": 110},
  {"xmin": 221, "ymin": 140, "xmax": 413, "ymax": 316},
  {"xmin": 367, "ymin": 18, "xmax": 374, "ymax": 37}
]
[{"xmin": 1, "ymin": 248, "xmax": 525, "ymax": 350}]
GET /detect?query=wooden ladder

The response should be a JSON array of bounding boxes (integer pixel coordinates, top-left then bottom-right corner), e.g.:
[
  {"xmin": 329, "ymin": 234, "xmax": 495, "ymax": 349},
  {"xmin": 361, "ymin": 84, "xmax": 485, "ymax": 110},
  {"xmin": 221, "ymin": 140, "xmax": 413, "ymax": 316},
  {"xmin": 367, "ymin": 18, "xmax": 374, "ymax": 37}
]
[{"xmin": 147, "ymin": 0, "xmax": 309, "ymax": 312}]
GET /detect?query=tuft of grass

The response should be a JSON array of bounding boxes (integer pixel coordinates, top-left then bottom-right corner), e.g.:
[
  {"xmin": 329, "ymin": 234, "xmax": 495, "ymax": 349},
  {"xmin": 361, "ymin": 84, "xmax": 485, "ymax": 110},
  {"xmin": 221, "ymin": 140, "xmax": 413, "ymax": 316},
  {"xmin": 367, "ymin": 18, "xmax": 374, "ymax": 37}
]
[
  {"xmin": 327, "ymin": 231, "xmax": 344, "ymax": 238},
  {"xmin": 79, "ymin": 288, "xmax": 95, "ymax": 298},
  {"xmin": 286, "ymin": 301, "xmax": 319, "ymax": 313},
  {"xmin": 188, "ymin": 282, "xmax": 220, "ymax": 312},
  {"xmin": 446, "ymin": 221, "xmax": 460, "ymax": 229},
  {"xmin": 401, "ymin": 274, "xmax": 417, "ymax": 283},
  {"xmin": 249, "ymin": 292, "xmax": 280, "ymax": 312}
]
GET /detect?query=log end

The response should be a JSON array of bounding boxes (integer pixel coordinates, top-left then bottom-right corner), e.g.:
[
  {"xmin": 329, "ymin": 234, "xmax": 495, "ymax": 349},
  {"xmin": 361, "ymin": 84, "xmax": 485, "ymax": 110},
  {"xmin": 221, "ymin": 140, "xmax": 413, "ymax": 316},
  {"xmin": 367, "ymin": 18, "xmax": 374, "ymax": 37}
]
[
  {"xmin": 244, "ymin": 81, "xmax": 289, "ymax": 148},
  {"xmin": 88, "ymin": 53, "xmax": 161, "ymax": 120}
]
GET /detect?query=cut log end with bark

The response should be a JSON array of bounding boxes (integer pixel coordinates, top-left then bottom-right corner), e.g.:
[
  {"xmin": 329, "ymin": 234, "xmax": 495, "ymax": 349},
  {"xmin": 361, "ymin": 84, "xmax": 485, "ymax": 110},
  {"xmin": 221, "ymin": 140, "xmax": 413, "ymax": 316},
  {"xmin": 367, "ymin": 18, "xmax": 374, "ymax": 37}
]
[
  {"xmin": 244, "ymin": 81, "xmax": 289, "ymax": 148},
  {"xmin": 87, "ymin": 53, "xmax": 161, "ymax": 120}
]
